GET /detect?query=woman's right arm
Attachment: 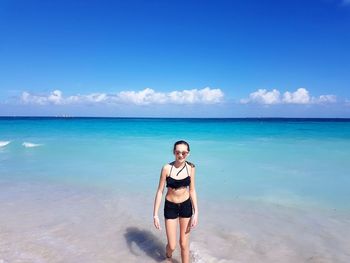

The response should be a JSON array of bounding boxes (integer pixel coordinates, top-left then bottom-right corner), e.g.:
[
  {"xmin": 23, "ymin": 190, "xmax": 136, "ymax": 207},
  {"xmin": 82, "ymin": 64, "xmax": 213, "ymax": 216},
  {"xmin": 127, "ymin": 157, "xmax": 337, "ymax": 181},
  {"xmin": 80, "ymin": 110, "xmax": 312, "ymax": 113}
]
[{"xmin": 153, "ymin": 164, "xmax": 167, "ymax": 230}]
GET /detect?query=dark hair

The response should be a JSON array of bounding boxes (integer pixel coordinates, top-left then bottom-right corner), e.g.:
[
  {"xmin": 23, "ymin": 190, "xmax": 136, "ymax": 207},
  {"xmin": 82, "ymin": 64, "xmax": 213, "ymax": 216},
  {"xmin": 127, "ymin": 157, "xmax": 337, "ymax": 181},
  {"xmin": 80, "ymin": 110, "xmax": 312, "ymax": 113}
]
[{"xmin": 173, "ymin": 140, "xmax": 190, "ymax": 152}]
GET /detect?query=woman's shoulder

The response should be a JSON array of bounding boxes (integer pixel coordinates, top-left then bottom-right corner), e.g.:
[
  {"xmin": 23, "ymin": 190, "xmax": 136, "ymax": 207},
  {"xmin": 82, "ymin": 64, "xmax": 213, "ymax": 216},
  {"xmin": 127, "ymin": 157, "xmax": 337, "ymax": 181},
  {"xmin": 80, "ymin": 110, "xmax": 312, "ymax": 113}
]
[
  {"xmin": 162, "ymin": 162, "xmax": 173, "ymax": 171},
  {"xmin": 164, "ymin": 161, "xmax": 175, "ymax": 167},
  {"xmin": 186, "ymin": 160, "xmax": 195, "ymax": 168}
]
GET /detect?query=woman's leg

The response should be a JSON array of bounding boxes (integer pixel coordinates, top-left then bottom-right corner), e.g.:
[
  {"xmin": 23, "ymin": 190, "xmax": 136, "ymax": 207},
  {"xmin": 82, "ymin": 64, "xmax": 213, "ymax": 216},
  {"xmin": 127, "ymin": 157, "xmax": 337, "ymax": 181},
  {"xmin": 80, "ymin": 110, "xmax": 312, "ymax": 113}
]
[
  {"xmin": 179, "ymin": 217, "xmax": 191, "ymax": 263},
  {"xmin": 165, "ymin": 218, "xmax": 178, "ymax": 258}
]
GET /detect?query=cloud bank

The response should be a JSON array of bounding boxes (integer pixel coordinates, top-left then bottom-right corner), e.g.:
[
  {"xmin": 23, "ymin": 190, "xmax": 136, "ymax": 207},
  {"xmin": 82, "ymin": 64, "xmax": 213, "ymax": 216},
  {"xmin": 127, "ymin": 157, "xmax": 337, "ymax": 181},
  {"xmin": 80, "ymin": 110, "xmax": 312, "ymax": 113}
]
[
  {"xmin": 18, "ymin": 87, "xmax": 339, "ymax": 108},
  {"xmin": 20, "ymin": 87, "xmax": 224, "ymax": 106},
  {"xmin": 240, "ymin": 88, "xmax": 336, "ymax": 105}
]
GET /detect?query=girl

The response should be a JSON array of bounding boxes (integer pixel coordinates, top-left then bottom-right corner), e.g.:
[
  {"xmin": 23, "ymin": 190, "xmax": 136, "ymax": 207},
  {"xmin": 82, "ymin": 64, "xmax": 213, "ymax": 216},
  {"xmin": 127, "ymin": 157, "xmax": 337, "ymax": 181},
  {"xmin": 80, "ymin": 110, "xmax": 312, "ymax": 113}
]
[{"xmin": 153, "ymin": 140, "xmax": 198, "ymax": 263}]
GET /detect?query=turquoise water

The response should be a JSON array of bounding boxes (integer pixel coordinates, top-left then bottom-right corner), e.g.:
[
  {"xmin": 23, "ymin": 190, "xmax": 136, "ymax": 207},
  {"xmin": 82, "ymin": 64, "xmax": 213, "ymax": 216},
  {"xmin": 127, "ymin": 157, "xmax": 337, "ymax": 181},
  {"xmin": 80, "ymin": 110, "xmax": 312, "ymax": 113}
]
[
  {"xmin": 1, "ymin": 117, "xmax": 350, "ymax": 262},
  {"xmin": 1, "ymin": 117, "xmax": 350, "ymax": 210}
]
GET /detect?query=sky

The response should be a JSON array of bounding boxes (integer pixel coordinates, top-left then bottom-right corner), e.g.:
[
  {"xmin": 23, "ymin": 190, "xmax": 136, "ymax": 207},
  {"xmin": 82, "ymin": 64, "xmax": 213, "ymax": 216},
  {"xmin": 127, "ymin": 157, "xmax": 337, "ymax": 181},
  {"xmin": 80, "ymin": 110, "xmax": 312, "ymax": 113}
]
[{"xmin": 0, "ymin": 0, "xmax": 350, "ymax": 117}]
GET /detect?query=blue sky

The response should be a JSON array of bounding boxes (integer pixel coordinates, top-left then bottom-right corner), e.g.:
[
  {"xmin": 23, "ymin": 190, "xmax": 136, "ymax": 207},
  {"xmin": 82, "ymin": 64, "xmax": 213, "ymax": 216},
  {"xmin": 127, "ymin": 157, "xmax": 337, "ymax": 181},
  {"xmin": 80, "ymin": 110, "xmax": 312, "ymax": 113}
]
[{"xmin": 0, "ymin": 0, "xmax": 349, "ymax": 117}]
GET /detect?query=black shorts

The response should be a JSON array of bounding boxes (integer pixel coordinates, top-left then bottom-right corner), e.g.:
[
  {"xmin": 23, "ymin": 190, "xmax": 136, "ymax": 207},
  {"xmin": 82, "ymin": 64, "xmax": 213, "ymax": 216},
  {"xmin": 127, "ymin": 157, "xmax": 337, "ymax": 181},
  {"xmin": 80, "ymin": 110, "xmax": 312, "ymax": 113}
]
[{"xmin": 164, "ymin": 197, "xmax": 193, "ymax": 219}]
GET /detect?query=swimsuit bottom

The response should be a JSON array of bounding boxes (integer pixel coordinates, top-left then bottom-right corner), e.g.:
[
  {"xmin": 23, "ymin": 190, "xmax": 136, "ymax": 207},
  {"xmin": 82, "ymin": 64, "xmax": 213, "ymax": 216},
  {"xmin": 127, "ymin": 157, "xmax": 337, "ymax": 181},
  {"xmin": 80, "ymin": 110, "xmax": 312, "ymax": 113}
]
[{"xmin": 164, "ymin": 197, "xmax": 193, "ymax": 219}]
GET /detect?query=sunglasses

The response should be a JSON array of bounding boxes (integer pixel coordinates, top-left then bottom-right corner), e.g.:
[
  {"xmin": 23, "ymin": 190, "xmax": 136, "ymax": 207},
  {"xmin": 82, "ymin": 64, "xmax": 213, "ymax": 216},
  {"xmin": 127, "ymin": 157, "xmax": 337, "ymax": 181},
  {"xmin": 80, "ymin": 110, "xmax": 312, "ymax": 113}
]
[{"xmin": 175, "ymin": 151, "xmax": 189, "ymax": 156}]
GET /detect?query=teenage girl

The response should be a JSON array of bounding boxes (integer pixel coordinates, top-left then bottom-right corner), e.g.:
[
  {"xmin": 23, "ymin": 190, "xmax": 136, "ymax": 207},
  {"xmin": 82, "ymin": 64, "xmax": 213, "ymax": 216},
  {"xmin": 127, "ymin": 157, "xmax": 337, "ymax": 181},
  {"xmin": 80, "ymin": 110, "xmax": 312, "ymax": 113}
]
[{"xmin": 153, "ymin": 140, "xmax": 198, "ymax": 263}]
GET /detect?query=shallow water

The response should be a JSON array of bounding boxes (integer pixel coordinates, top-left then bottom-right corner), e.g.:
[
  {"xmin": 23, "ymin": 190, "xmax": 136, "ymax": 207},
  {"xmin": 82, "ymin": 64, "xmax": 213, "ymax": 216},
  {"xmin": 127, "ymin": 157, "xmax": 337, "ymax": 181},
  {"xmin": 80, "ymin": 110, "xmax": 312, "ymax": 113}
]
[{"xmin": 0, "ymin": 180, "xmax": 349, "ymax": 263}]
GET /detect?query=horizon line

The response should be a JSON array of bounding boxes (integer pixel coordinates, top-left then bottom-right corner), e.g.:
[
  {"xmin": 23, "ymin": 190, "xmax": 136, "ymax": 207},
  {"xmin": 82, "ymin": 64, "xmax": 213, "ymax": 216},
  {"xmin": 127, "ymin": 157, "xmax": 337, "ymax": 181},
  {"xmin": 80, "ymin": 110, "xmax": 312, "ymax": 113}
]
[{"xmin": 1, "ymin": 116, "xmax": 350, "ymax": 120}]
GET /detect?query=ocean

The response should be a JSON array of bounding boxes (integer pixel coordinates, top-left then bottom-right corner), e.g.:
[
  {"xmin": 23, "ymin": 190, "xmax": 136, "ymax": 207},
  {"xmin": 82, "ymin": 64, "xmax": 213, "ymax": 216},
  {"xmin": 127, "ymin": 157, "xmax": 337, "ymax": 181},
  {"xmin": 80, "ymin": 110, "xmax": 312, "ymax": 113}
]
[{"xmin": 1, "ymin": 117, "xmax": 350, "ymax": 262}]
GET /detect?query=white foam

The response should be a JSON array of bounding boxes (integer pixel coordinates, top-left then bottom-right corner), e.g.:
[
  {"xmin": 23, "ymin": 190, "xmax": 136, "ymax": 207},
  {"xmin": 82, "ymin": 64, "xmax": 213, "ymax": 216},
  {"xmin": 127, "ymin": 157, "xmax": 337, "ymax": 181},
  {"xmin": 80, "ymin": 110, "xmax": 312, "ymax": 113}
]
[
  {"xmin": 190, "ymin": 242, "xmax": 229, "ymax": 263},
  {"xmin": 22, "ymin": 142, "xmax": 42, "ymax": 148},
  {"xmin": 0, "ymin": 141, "xmax": 11, "ymax": 147}
]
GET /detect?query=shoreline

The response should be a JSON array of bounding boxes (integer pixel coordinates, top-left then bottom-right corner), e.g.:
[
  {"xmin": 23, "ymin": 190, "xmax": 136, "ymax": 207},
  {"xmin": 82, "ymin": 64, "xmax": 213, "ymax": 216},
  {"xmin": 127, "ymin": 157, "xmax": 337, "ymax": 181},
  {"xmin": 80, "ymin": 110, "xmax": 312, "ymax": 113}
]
[{"xmin": 1, "ymin": 180, "xmax": 349, "ymax": 263}]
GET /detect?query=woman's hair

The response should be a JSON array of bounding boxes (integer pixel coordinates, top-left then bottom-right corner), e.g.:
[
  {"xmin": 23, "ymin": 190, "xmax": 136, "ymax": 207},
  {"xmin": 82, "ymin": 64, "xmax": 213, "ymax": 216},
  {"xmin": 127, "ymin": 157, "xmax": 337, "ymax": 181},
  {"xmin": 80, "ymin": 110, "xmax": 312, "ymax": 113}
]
[{"xmin": 173, "ymin": 140, "xmax": 190, "ymax": 152}]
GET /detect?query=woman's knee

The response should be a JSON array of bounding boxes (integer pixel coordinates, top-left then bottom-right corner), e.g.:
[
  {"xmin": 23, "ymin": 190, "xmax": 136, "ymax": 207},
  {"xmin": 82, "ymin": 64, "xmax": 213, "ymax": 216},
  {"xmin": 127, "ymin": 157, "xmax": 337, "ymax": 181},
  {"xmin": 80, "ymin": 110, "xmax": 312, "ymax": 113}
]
[
  {"xmin": 179, "ymin": 239, "xmax": 189, "ymax": 250},
  {"xmin": 167, "ymin": 242, "xmax": 176, "ymax": 252}
]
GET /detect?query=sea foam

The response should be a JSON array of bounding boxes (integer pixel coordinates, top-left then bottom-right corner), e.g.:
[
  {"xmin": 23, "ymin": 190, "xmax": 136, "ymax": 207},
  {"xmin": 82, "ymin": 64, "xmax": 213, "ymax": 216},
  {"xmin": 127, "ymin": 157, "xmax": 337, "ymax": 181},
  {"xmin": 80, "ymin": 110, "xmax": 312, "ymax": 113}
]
[
  {"xmin": 22, "ymin": 142, "xmax": 42, "ymax": 148},
  {"xmin": 0, "ymin": 141, "xmax": 11, "ymax": 147}
]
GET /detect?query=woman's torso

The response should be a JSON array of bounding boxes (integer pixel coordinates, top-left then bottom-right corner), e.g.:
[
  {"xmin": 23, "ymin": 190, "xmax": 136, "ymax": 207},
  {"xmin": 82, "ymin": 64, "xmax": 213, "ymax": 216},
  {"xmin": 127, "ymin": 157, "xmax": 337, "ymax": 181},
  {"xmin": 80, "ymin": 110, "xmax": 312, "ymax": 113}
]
[{"xmin": 165, "ymin": 161, "xmax": 192, "ymax": 203}]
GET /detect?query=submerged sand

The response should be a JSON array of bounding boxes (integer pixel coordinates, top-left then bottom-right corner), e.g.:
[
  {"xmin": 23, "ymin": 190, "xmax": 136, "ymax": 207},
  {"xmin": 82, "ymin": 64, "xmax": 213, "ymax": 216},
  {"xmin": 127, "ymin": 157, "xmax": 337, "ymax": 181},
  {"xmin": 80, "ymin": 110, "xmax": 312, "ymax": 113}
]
[{"xmin": 0, "ymin": 180, "xmax": 349, "ymax": 263}]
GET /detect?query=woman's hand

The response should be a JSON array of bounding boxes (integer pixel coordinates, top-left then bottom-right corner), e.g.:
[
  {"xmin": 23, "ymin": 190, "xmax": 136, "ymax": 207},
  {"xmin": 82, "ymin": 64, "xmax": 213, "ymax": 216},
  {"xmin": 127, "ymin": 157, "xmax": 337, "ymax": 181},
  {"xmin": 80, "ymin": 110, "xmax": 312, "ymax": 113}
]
[
  {"xmin": 191, "ymin": 213, "xmax": 198, "ymax": 228},
  {"xmin": 153, "ymin": 216, "xmax": 161, "ymax": 230}
]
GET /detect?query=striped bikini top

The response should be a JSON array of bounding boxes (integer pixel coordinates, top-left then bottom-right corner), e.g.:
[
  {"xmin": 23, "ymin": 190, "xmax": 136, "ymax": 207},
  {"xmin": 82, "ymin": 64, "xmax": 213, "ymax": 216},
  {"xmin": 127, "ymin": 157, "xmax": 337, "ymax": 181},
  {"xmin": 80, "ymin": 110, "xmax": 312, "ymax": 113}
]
[{"xmin": 166, "ymin": 161, "xmax": 191, "ymax": 189}]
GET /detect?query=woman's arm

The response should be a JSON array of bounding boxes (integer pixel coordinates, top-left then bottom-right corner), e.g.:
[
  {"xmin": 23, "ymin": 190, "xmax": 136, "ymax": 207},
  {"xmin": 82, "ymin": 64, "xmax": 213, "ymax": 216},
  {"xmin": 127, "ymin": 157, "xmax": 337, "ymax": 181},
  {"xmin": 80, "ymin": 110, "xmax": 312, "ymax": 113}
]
[
  {"xmin": 153, "ymin": 164, "xmax": 167, "ymax": 230},
  {"xmin": 189, "ymin": 166, "xmax": 198, "ymax": 227}
]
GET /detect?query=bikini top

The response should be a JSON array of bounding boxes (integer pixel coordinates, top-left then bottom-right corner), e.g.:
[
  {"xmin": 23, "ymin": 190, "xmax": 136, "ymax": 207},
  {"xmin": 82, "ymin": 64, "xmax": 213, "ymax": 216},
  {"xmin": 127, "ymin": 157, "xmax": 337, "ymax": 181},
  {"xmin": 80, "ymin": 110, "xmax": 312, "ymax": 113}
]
[{"xmin": 166, "ymin": 161, "xmax": 192, "ymax": 189}]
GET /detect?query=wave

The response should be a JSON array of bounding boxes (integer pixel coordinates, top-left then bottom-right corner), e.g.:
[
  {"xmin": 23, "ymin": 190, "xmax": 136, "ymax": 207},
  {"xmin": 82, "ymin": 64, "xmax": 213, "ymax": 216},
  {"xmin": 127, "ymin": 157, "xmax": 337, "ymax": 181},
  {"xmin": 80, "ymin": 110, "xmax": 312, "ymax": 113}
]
[
  {"xmin": 0, "ymin": 141, "xmax": 11, "ymax": 147},
  {"xmin": 22, "ymin": 142, "xmax": 42, "ymax": 148}
]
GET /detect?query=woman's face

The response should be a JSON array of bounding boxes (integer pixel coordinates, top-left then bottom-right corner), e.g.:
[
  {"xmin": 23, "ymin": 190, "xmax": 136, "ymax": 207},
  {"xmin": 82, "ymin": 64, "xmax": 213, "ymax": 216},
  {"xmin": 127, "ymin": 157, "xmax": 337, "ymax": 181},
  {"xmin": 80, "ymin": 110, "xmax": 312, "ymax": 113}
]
[{"xmin": 173, "ymin": 144, "xmax": 189, "ymax": 163}]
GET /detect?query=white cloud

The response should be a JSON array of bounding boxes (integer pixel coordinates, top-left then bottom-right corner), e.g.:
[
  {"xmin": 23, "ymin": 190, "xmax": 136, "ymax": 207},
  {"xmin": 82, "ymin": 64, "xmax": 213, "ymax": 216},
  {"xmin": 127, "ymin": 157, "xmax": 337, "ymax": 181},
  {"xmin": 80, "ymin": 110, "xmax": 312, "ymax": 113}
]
[
  {"xmin": 240, "ymin": 89, "xmax": 280, "ymax": 104},
  {"xmin": 117, "ymin": 88, "xmax": 168, "ymax": 105},
  {"xmin": 21, "ymin": 90, "xmax": 63, "ymax": 105},
  {"xmin": 48, "ymin": 90, "xmax": 63, "ymax": 104},
  {"xmin": 168, "ymin": 87, "xmax": 224, "ymax": 104},
  {"xmin": 282, "ymin": 88, "xmax": 310, "ymax": 104},
  {"xmin": 314, "ymin": 94, "xmax": 337, "ymax": 104},
  {"xmin": 20, "ymin": 87, "xmax": 224, "ymax": 106},
  {"xmin": 241, "ymin": 88, "xmax": 336, "ymax": 105}
]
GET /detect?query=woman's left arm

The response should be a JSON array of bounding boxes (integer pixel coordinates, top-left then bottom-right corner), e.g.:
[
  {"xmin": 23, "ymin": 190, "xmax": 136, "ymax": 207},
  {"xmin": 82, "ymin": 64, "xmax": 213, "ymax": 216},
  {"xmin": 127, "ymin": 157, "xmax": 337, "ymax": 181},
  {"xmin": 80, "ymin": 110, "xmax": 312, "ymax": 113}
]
[{"xmin": 189, "ymin": 165, "xmax": 198, "ymax": 228}]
